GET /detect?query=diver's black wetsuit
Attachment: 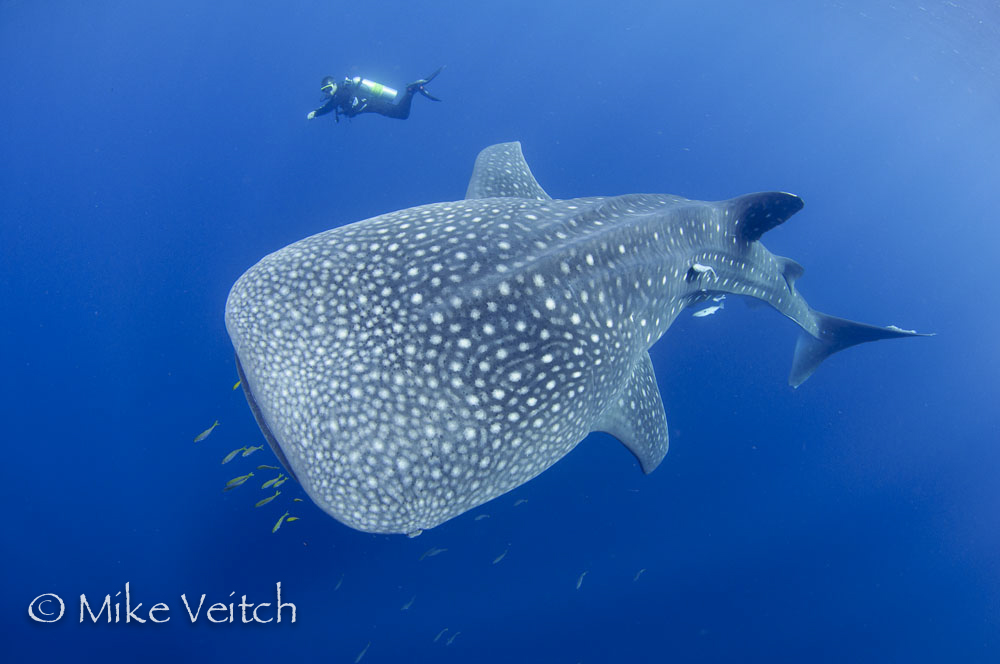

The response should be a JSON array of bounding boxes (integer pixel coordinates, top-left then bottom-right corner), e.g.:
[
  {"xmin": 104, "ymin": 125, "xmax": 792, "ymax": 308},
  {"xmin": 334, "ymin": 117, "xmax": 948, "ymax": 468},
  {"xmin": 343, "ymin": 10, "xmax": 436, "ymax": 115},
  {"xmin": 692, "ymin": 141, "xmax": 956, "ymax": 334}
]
[{"xmin": 308, "ymin": 68, "xmax": 442, "ymax": 122}]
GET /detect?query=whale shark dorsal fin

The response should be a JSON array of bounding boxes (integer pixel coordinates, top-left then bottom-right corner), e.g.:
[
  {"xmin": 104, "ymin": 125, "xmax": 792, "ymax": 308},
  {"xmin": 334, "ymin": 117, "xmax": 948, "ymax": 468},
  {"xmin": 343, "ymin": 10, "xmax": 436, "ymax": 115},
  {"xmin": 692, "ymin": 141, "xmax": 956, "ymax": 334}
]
[
  {"xmin": 465, "ymin": 142, "xmax": 552, "ymax": 201},
  {"xmin": 726, "ymin": 191, "xmax": 804, "ymax": 243},
  {"xmin": 778, "ymin": 256, "xmax": 805, "ymax": 292},
  {"xmin": 593, "ymin": 352, "xmax": 669, "ymax": 474}
]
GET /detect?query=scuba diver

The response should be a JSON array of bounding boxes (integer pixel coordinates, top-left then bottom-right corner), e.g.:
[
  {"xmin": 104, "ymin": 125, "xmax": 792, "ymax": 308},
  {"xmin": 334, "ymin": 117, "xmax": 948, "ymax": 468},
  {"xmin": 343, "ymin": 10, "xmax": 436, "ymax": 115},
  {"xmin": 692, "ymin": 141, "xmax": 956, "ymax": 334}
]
[{"xmin": 306, "ymin": 67, "xmax": 443, "ymax": 122}]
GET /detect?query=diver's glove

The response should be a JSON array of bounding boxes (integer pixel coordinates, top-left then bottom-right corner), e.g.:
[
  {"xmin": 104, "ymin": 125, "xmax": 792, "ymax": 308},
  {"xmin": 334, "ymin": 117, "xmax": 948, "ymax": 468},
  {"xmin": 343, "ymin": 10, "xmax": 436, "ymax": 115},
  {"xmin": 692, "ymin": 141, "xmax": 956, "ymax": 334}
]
[{"xmin": 307, "ymin": 111, "xmax": 316, "ymax": 120}]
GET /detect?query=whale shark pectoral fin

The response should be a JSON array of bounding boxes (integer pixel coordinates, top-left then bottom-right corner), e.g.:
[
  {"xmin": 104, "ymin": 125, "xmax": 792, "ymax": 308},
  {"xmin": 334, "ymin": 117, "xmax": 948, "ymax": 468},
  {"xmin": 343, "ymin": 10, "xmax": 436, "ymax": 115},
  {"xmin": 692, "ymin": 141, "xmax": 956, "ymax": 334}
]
[
  {"xmin": 594, "ymin": 352, "xmax": 669, "ymax": 474},
  {"xmin": 790, "ymin": 312, "xmax": 935, "ymax": 388},
  {"xmin": 464, "ymin": 142, "xmax": 552, "ymax": 201}
]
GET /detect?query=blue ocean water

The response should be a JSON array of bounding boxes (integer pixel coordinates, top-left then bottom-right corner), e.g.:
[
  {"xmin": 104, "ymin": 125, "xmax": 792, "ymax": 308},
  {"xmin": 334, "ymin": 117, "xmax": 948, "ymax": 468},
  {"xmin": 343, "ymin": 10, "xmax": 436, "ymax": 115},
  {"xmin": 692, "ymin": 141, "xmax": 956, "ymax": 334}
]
[{"xmin": 3, "ymin": 0, "xmax": 998, "ymax": 661}]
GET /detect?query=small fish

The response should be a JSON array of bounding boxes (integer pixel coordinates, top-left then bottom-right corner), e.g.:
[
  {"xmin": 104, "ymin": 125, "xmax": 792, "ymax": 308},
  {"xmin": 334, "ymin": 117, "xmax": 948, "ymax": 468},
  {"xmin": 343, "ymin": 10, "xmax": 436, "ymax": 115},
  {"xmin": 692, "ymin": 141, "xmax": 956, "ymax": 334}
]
[
  {"xmin": 334, "ymin": 573, "xmax": 344, "ymax": 591},
  {"xmin": 492, "ymin": 547, "xmax": 509, "ymax": 565},
  {"xmin": 419, "ymin": 547, "xmax": 447, "ymax": 561},
  {"xmin": 221, "ymin": 447, "xmax": 246, "ymax": 464},
  {"xmin": 474, "ymin": 514, "xmax": 490, "ymax": 521},
  {"xmin": 576, "ymin": 571, "xmax": 588, "ymax": 590},
  {"xmin": 712, "ymin": 294, "xmax": 726, "ymax": 303},
  {"xmin": 223, "ymin": 472, "xmax": 254, "ymax": 491},
  {"xmin": 433, "ymin": 628, "xmax": 448, "ymax": 643},
  {"xmin": 232, "ymin": 379, "xmax": 242, "ymax": 390},
  {"xmin": 293, "ymin": 498, "xmax": 303, "ymax": 502},
  {"xmin": 633, "ymin": 568, "xmax": 646, "ymax": 582},
  {"xmin": 446, "ymin": 632, "xmax": 460, "ymax": 646},
  {"xmin": 354, "ymin": 641, "xmax": 371, "ymax": 663},
  {"xmin": 272, "ymin": 511, "xmax": 289, "ymax": 533},
  {"xmin": 241, "ymin": 445, "xmax": 264, "ymax": 457},
  {"xmin": 193, "ymin": 420, "xmax": 219, "ymax": 442},
  {"xmin": 257, "ymin": 464, "xmax": 279, "ymax": 470},
  {"xmin": 286, "ymin": 516, "xmax": 299, "ymax": 522},
  {"xmin": 401, "ymin": 595, "xmax": 416, "ymax": 611},
  {"xmin": 255, "ymin": 490, "xmax": 280, "ymax": 508},
  {"xmin": 273, "ymin": 476, "xmax": 289, "ymax": 488},
  {"xmin": 691, "ymin": 262, "xmax": 718, "ymax": 279},
  {"xmin": 692, "ymin": 303, "xmax": 724, "ymax": 318},
  {"xmin": 262, "ymin": 474, "xmax": 284, "ymax": 489},
  {"xmin": 513, "ymin": 498, "xmax": 528, "ymax": 506}
]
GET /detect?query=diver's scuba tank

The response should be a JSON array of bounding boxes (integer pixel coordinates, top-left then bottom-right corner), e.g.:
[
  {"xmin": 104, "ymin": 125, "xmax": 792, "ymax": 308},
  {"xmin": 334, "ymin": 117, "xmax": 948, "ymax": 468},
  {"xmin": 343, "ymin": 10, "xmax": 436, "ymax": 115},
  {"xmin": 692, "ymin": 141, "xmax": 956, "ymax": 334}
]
[{"xmin": 350, "ymin": 76, "xmax": 398, "ymax": 102}]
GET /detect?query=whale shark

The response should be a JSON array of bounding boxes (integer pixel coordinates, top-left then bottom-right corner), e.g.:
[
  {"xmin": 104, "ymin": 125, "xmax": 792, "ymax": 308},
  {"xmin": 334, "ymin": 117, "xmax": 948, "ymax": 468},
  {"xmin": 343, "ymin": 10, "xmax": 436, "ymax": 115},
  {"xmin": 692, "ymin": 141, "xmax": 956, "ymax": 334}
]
[{"xmin": 225, "ymin": 142, "xmax": 930, "ymax": 535}]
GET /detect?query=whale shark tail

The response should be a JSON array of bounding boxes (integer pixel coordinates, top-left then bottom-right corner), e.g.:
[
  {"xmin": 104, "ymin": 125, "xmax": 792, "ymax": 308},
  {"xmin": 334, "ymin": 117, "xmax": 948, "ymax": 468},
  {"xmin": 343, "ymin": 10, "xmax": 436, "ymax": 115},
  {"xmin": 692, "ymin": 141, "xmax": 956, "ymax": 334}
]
[{"xmin": 789, "ymin": 312, "xmax": 933, "ymax": 388}]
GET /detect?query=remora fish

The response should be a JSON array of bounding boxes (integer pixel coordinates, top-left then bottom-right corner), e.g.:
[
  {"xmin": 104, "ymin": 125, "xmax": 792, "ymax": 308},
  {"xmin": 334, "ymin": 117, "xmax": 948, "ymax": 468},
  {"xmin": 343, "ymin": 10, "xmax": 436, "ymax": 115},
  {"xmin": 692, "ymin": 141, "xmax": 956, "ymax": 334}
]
[
  {"xmin": 225, "ymin": 142, "xmax": 931, "ymax": 535},
  {"xmin": 692, "ymin": 302, "xmax": 724, "ymax": 317}
]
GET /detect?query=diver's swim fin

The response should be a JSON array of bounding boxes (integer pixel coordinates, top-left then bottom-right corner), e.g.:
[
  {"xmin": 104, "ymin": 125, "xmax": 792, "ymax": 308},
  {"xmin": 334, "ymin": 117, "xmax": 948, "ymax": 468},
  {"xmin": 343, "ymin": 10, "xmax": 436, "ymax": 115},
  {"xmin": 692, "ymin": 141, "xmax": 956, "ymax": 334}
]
[
  {"xmin": 417, "ymin": 66, "xmax": 444, "ymax": 85},
  {"xmin": 407, "ymin": 66, "xmax": 444, "ymax": 100}
]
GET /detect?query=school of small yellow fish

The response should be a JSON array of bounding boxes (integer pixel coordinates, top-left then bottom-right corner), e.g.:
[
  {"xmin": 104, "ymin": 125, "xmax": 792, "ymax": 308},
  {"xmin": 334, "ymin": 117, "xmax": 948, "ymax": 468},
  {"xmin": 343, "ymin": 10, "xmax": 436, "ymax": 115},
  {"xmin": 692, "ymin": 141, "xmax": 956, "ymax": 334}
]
[
  {"xmin": 192, "ymin": 381, "xmax": 303, "ymax": 534},
  {"xmin": 196, "ymin": 378, "xmax": 652, "ymax": 655}
]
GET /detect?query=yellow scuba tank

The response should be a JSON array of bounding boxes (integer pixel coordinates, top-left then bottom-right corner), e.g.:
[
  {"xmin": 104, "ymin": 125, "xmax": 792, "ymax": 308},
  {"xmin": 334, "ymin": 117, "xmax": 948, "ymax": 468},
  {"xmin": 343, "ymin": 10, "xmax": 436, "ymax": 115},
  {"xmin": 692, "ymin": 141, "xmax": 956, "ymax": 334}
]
[{"xmin": 351, "ymin": 76, "xmax": 398, "ymax": 102}]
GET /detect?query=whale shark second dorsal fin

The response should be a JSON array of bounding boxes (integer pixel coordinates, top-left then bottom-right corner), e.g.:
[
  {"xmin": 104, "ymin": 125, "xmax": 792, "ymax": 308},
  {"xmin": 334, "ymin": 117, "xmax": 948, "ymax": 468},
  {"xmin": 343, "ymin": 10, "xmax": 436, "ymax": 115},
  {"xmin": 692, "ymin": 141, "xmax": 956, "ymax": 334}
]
[
  {"xmin": 726, "ymin": 191, "xmax": 804, "ymax": 243},
  {"xmin": 465, "ymin": 142, "xmax": 552, "ymax": 201},
  {"xmin": 778, "ymin": 256, "xmax": 805, "ymax": 292}
]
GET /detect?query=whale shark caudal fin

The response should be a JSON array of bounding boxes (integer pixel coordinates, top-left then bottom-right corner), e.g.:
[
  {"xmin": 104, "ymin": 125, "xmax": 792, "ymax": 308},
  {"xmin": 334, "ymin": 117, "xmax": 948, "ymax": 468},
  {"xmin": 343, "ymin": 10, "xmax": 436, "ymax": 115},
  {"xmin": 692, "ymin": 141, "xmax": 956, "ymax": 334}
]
[
  {"xmin": 593, "ymin": 352, "xmax": 669, "ymax": 473},
  {"xmin": 726, "ymin": 191, "xmax": 804, "ymax": 243},
  {"xmin": 465, "ymin": 142, "xmax": 552, "ymax": 201},
  {"xmin": 789, "ymin": 313, "xmax": 934, "ymax": 388},
  {"xmin": 720, "ymin": 191, "xmax": 933, "ymax": 387}
]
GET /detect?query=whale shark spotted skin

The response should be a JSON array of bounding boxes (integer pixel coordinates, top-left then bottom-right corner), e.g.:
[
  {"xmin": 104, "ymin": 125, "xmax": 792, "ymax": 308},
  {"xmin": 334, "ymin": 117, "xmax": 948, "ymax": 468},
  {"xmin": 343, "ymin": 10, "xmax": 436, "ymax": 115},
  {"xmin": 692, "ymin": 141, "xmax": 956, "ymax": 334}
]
[{"xmin": 225, "ymin": 142, "xmax": 930, "ymax": 535}]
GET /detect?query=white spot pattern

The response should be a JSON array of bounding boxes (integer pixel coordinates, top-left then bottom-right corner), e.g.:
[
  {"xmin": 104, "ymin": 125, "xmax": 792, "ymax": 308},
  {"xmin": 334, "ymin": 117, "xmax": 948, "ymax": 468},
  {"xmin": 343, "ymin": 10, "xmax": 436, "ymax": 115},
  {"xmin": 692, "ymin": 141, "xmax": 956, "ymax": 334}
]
[{"xmin": 226, "ymin": 142, "xmax": 824, "ymax": 535}]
